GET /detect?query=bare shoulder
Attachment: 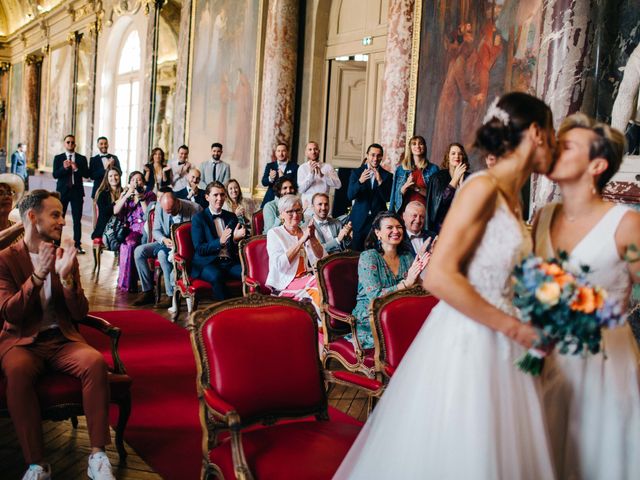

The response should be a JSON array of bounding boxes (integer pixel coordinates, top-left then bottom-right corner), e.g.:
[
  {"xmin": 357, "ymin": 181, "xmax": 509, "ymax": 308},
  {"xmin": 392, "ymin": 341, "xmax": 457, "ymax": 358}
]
[
  {"xmin": 617, "ymin": 208, "xmax": 640, "ymax": 246},
  {"xmin": 453, "ymin": 174, "xmax": 499, "ymax": 211}
]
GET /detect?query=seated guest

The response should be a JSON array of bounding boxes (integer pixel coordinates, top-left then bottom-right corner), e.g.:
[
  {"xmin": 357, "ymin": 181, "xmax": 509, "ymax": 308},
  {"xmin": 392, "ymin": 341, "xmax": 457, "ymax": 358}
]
[
  {"xmin": 174, "ymin": 168, "xmax": 207, "ymax": 209},
  {"xmin": 191, "ymin": 182, "xmax": 247, "ymax": 300},
  {"xmin": 349, "ymin": 211, "xmax": 429, "ymax": 349},
  {"xmin": 266, "ymin": 194, "xmax": 325, "ymax": 317},
  {"xmin": 263, "ymin": 176, "xmax": 297, "ymax": 233},
  {"xmin": 113, "ymin": 171, "xmax": 156, "ymax": 292},
  {"xmin": 260, "ymin": 142, "xmax": 298, "ymax": 207},
  {"xmin": 224, "ymin": 178, "xmax": 254, "ymax": 229},
  {"xmin": 91, "ymin": 166, "xmax": 123, "ymax": 241},
  {"xmin": 0, "ymin": 173, "xmax": 25, "ymax": 249},
  {"xmin": 143, "ymin": 147, "xmax": 172, "ymax": 193},
  {"xmin": 0, "ymin": 190, "xmax": 114, "ymax": 480},
  {"xmin": 402, "ymin": 200, "xmax": 436, "ymax": 256},
  {"xmin": 133, "ymin": 191, "xmax": 201, "ymax": 307},
  {"xmin": 389, "ymin": 135, "xmax": 439, "ymax": 212},
  {"xmin": 311, "ymin": 192, "xmax": 352, "ymax": 253},
  {"xmin": 426, "ymin": 142, "xmax": 470, "ymax": 232},
  {"xmin": 347, "ymin": 143, "xmax": 393, "ymax": 251}
]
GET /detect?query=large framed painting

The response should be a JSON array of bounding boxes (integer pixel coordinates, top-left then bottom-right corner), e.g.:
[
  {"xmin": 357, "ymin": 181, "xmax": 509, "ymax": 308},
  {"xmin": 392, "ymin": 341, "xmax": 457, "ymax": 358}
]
[
  {"xmin": 187, "ymin": 0, "xmax": 262, "ymax": 188},
  {"xmin": 413, "ymin": 0, "xmax": 543, "ymax": 168},
  {"xmin": 7, "ymin": 62, "xmax": 23, "ymax": 159},
  {"xmin": 43, "ymin": 43, "xmax": 73, "ymax": 169}
]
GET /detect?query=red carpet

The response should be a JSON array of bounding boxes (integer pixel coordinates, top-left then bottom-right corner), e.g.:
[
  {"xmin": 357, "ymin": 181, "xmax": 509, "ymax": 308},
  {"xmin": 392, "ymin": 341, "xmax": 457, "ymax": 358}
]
[{"xmin": 82, "ymin": 310, "xmax": 361, "ymax": 480}]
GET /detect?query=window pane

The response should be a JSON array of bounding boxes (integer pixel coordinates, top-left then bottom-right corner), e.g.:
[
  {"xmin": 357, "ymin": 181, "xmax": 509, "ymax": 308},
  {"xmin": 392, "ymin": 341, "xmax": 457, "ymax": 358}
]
[{"xmin": 118, "ymin": 31, "xmax": 141, "ymax": 74}]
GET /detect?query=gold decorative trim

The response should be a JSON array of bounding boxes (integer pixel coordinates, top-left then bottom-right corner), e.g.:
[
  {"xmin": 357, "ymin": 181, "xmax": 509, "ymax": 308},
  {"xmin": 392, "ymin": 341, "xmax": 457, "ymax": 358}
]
[{"xmin": 406, "ymin": 0, "xmax": 422, "ymax": 138}]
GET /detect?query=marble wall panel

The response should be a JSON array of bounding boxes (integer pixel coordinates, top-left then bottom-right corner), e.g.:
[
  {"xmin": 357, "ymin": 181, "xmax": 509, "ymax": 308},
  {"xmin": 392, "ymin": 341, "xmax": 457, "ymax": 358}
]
[{"xmin": 7, "ymin": 62, "xmax": 23, "ymax": 162}]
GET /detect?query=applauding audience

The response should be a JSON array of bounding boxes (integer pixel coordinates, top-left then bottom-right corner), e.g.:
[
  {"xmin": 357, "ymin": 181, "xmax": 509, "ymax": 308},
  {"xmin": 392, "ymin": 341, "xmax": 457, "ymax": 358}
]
[
  {"xmin": 297, "ymin": 141, "xmax": 341, "ymax": 211},
  {"xmin": 169, "ymin": 145, "xmax": 191, "ymax": 191},
  {"xmin": 402, "ymin": 201, "xmax": 436, "ymax": 256},
  {"xmin": 144, "ymin": 147, "xmax": 172, "ymax": 193},
  {"xmin": 201, "ymin": 142, "xmax": 230, "ymax": 186},
  {"xmin": 260, "ymin": 142, "xmax": 298, "ymax": 207},
  {"xmin": 91, "ymin": 166, "xmax": 123, "ymax": 242},
  {"xmin": 263, "ymin": 176, "xmax": 298, "ymax": 233},
  {"xmin": 310, "ymin": 192, "xmax": 352, "ymax": 253},
  {"xmin": 224, "ymin": 178, "xmax": 254, "ymax": 229},
  {"xmin": 175, "ymin": 168, "xmax": 207, "ymax": 209},
  {"xmin": 89, "ymin": 137, "xmax": 120, "ymax": 200}
]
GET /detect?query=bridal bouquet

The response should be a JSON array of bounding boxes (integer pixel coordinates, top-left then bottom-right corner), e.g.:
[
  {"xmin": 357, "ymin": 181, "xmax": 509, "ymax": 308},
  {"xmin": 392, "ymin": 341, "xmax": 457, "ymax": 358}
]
[{"xmin": 511, "ymin": 253, "xmax": 626, "ymax": 375}]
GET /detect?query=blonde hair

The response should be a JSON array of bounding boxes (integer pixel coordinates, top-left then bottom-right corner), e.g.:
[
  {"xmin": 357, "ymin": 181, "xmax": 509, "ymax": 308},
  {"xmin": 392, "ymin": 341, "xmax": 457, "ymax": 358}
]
[{"xmin": 401, "ymin": 135, "xmax": 428, "ymax": 170}]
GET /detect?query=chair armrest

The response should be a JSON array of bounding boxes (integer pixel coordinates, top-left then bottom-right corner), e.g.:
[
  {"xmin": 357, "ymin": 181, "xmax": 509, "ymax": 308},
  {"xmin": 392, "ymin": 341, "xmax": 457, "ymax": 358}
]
[
  {"xmin": 76, "ymin": 315, "xmax": 127, "ymax": 375},
  {"xmin": 324, "ymin": 370, "xmax": 384, "ymax": 396},
  {"xmin": 244, "ymin": 276, "xmax": 261, "ymax": 292},
  {"xmin": 173, "ymin": 254, "xmax": 191, "ymax": 288},
  {"xmin": 203, "ymin": 387, "xmax": 237, "ymax": 420},
  {"xmin": 325, "ymin": 305, "xmax": 355, "ymax": 326}
]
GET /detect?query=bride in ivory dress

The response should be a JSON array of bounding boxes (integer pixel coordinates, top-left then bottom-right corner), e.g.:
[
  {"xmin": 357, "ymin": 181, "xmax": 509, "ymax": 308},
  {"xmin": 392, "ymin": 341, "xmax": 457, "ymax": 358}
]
[
  {"xmin": 533, "ymin": 113, "xmax": 640, "ymax": 480},
  {"xmin": 334, "ymin": 92, "xmax": 557, "ymax": 479}
]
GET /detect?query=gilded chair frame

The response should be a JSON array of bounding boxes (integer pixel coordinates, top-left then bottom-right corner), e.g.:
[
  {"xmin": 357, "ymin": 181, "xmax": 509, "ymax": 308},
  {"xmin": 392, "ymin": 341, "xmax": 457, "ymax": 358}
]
[
  {"xmin": 170, "ymin": 221, "xmax": 197, "ymax": 322},
  {"xmin": 238, "ymin": 235, "xmax": 268, "ymax": 297},
  {"xmin": 190, "ymin": 294, "xmax": 331, "ymax": 480}
]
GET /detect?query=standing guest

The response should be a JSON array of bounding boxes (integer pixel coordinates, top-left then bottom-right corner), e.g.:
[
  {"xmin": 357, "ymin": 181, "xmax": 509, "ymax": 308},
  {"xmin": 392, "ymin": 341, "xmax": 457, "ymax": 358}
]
[
  {"xmin": 89, "ymin": 137, "xmax": 121, "ymax": 199},
  {"xmin": 224, "ymin": 178, "xmax": 254, "ymax": 228},
  {"xmin": 485, "ymin": 153, "xmax": 498, "ymax": 168},
  {"xmin": 389, "ymin": 135, "xmax": 439, "ymax": 212},
  {"xmin": 191, "ymin": 182, "xmax": 246, "ymax": 300},
  {"xmin": 91, "ymin": 167, "xmax": 123, "ymax": 241},
  {"xmin": 349, "ymin": 211, "xmax": 428, "ymax": 349},
  {"xmin": 133, "ymin": 192, "xmax": 201, "ymax": 307},
  {"xmin": 260, "ymin": 142, "xmax": 298, "ymax": 207},
  {"xmin": 347, "ymin": 143, "xmax": 393, "ymax": 251},
  {"xmin": 143, "ymin": 147, "xmax": 172, "ymax": 193},
  {"xmin": 10, "ymin": 142, "xmax": 28, "ymax": 184},
  {"xmin": 266, "ymin": 194, "xmax": 326, "ymax": 317},
  {"xmin": 200, "ymin": 142, "xmax": 230, "ymax": 187},
  {"xmin": 0, "ymin": 190, "xmax": 115, "ymax": 480},
  {"xmin": 0, "ymin": 173, "xmax": 25, "ymax": 249},
  {"xmin": 113, "ymin": 171, "xmax": 156, "ymax": 292},
  {"xmin": 263, "ymin": 177, "xmax": 297, "ymax": 233},
  {"xmin": 169, "ymin": 145, "xmax": 191, "ymax": 191},
  {"xmin": 311, "ymin": 192, "xmax": 352, "ymax": 253},
  {"xmin": 297, "ymin": 141, "xmax": 341, "ymax": 211},
  {"xmin": 425, "ymin": 142, "xmax": 470, "ymax": 233},
  {"xmin": 402, "ymin": 200, "xmax": 436, "ymax": 256},
  {"xmin": 174, "ymin": 168, "xmax": 207, "ymax": 209},
  {"xmin": 52, "ymin": 134, "xmax": 89, "ymax": 253}
]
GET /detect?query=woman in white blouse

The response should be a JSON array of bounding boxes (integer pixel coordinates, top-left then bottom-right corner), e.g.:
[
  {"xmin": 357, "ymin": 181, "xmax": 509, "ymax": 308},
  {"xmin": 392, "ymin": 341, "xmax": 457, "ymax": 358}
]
[{"xmin": 266, "ymin": 194, "xmax": 326, "ymax": 318}]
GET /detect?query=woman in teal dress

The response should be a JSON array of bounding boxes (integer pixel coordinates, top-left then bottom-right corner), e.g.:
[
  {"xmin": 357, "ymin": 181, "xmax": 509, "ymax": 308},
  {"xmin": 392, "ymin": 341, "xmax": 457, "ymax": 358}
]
[{"xmin": 350, "ymin": 211, "xmax": 429, "ymax": 349}]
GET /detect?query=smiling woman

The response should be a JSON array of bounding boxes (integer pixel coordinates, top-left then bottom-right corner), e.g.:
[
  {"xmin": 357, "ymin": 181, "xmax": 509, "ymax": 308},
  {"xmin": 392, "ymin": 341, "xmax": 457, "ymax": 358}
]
[{"xmin": 0, "ymin": 173, "xmax": 24, "ymax": 249}]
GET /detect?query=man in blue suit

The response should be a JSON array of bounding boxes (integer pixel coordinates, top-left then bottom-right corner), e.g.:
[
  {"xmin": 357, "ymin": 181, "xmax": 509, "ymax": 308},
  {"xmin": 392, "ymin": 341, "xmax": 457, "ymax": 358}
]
[
  {"xmin": 347, "ymin": 143, "xmax": 393, "ymax": 251},
  {"xmin": 10, "ymin": 143, "xmax": 28, "ymax": 182},
  {"xmin": 52, "ymin": 135, "xmax": 89, "ymax": 252},
  {"xmin": 191, "ymin": 182, "xmax": 246, "ymax": 300},
  {"xmin": 174, "ymin": 168, "xmax": 208, "ymax": 209},
  {"xmin": 260, "ymin": 142, "xmax": 298, "ymax": 207},
  {"xmin": 89, "ymin": 136, "xmax": 120, "ymax": 199}
]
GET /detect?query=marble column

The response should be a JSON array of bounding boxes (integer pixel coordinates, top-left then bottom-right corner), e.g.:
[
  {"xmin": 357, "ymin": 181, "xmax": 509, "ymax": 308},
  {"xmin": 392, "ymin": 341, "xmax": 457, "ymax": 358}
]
[
  {"xmin": 172, "ymin": 0, "xmax": 192, "ymax": 150},
  {"xmin": 531, "ymin": 0, "xmax": 598, "ymax": 216},
  {"xmin": 0, "ymin": 62, "xmax": 11, "ymax": 165},
  {"xmin": 380, "ymin": 0, "xmax": 415, "ymax": 169},
  {"xmin": 141, "ymin": 0, "xmax": 164, "ymax": 164},
  {"xmin": 24, "ymin": 54, "xmax": 43, "ymax": 170},
  {"xmin": 258, "ymin": 0, "xmax": 299, "ymax": 169}
]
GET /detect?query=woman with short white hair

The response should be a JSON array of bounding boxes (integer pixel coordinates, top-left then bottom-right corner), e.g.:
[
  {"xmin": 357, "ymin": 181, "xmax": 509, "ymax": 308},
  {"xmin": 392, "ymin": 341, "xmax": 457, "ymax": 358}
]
[{"xmin": 266, "ymin": 194, "xmax": 325, "ymax": 317}]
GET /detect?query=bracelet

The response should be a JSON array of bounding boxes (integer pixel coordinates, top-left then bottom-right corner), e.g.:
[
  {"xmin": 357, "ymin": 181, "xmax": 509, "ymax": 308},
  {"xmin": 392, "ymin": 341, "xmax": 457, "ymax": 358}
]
[{"xmin": 33, "ymin": 271, "xmax": 46, "ymax": 282}]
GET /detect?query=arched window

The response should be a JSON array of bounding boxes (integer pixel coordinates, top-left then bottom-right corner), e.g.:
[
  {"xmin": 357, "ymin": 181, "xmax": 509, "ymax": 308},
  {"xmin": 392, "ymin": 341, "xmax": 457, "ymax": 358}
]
[{"xmin": 114, "ymin": 30, "xmax": 141, "ymax": 175}]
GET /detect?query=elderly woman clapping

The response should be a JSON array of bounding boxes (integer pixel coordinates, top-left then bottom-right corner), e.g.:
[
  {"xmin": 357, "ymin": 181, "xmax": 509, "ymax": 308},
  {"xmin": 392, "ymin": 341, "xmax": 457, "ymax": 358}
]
[{"xmin": 266, "ymin": 194, "xmax": 326, "ymax": 317}]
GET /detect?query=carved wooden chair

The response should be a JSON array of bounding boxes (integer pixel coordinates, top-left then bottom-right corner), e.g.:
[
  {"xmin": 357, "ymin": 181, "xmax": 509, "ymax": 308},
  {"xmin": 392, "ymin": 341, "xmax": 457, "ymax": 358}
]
[
  {"xmin": 190, "ymin": 295, "xmax": 361, "ymax": 479},
  {"xmin": 92, "ymin": 202, "xmax": 105, "ymax": 273},
  {"xmin": 0, "ymin": 315, "xmax": 132, "ymax": 463},
  {"xmin": 238, "ymin": 235, "xmax": 271, "ymax": 296},
  {"xmin": 251, "ymin": 209, "xmax": 264, "ymax": 236}
]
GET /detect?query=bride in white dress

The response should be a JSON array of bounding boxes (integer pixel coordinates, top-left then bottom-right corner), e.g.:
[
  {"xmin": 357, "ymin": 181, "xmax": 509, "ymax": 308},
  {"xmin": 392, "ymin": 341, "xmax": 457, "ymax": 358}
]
[
  {"xmin": 533, "ymin": 113, "xmax": 640, "ymax": 480},
  {"xmin": 334, "ymin": 92, "xmax": 557, "ymax": 479}
]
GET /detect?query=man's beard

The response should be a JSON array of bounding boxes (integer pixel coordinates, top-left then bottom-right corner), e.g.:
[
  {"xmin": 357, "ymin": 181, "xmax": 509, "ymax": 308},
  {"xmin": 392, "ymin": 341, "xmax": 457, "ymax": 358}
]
[{"xmin": 212, "ymin": 155, "xmax": 221, "ymax": 161}]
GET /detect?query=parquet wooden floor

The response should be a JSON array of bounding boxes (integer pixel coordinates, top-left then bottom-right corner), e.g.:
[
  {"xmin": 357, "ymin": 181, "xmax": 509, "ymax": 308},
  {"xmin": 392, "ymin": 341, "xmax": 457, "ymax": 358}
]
[{"xmin": 0, "ymin": 216, "xmax": 367, "ymax": 479}]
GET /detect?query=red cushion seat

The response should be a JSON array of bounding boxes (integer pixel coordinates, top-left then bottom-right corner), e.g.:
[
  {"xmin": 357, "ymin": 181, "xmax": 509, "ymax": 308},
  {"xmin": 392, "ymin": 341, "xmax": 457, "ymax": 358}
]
[
  {"xmin": 327, "ymin": 338, "xmax": 374, "ymax": 368},
  {"xmin": 176, "ymin": 278, "xmax": 213, "ymax": 295},
  {"xmin": 92, "ymin": 238, "xmax": 103, "ymax": 246}
]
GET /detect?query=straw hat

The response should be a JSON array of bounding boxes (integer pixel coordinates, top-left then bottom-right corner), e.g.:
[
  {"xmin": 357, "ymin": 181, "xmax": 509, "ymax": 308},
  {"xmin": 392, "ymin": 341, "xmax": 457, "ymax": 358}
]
[{"xmin": 0, "ymin": 173, "xmax": 25, "ymax": 207}]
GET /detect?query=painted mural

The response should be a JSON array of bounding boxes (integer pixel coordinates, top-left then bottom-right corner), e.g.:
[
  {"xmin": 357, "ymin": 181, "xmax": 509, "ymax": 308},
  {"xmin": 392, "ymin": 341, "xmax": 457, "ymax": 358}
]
[
  {"xmin": 44, "ymin": 44, "xmax": 73, "ymax": 169},
  {"xmin": 75, "ymin": 34, "xmax": 96, "ymax": 158},
  {"xmin": 7, "ymin": 62, "xmax": 22, "ymax": 159},
  {"xmin": 189, "ymin": 0, "xmax": 259, "ymax": 186}
]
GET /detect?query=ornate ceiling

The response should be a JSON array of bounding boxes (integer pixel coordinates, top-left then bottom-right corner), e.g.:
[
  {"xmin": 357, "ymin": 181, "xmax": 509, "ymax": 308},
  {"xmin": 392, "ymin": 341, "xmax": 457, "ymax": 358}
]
[{"xmin": 0, "ymin": 1, "xmax": 63, "ymax": 36}]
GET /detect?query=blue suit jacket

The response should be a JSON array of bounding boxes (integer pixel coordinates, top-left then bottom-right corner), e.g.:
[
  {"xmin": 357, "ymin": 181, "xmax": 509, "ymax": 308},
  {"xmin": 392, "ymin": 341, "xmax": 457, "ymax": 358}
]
[
  {"xmin": 191, "ymin": 209, "xmax": 239, "ymax": 277},
  {"xmin": 10, "ymin": 151, "xmax": 27, "ymax": 180},
  {"xmin": 174, "ymin": 187, "xmax": 208, "ymax": 210},
  {"xmin": 52, "ymin": 153, "xmax": 89, "ymax": 196},
  {"xmin": 347, "ymin": 164, "xmax": 392, "ymax": 232},
  {"xmin": 260, "ymin": 161, "xmax": 299, "ymax": 207},
  {"xmin": 89, "ymin": 154, "xmax": 121, "ymax": 198}
]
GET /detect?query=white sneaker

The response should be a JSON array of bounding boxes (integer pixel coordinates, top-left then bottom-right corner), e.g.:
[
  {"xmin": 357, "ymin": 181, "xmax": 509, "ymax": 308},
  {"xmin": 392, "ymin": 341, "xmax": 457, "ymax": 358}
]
[
  {"xmin": 87, "ymin": 452, "xmax": 115, "ymax": 480},
  {"xmin": 22, "ymin": 464, "xmax": 51, "ymax": 480}
]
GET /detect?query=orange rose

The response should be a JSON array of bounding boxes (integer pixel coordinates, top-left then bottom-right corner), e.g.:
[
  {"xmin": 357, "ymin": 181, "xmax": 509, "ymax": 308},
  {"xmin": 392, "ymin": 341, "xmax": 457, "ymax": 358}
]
[
  {"xmin": 554, "ymin": 273, "xmax": 575, "ymax": 288},
  {"xmin": 536, "ymin": 281, "xmax": 561, "ymax": 306},
  {"xmin": 540, "ymin": 262, "xmax": 564, "ymax": 277},
  {"xmin": 571, "ymin": 286, "xmax": 597, "ymax": 314}
]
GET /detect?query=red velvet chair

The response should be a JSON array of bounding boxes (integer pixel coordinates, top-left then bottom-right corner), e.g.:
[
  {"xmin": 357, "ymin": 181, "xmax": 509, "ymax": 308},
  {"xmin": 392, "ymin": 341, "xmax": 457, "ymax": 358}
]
[
  {"xmin": 251, "ymin": 209, "xmax": 264, "ymax": 236},
  {"xmin": 238, "ymin": 235, "xmax": 271, "ymax": 296},
  {"xmin": 190, "ymin": 295, "xmax": 361, "ymax": 479},
  {"xmin": 316, "ymin": 251, "xmax": 375, "ymax": 376},
  {"xmin": 146, "ymin": 207, "xmax": 164, "ymax": 304},
  {"xmin": 171, "ymin": 222, "xmax": 242, "ymax": 322},
  {"xmin": 0, "ymin": 315, "xmax": 131, "ymax": 463}
]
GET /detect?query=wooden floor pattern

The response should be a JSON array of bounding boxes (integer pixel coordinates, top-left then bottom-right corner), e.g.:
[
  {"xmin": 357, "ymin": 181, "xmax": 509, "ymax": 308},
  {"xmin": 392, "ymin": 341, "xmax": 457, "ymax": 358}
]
[{"xmin": 1, "ymin": 216, "xmax": 367, "ymax": 479}]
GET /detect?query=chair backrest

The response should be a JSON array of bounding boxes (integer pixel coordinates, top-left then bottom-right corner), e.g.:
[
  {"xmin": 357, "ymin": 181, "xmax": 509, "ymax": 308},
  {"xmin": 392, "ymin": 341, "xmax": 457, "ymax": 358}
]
[
  {"xmin": 371, "ymin": 288, "xmax": 439, "ymax": 373},
  {"xmin": 252, "ymin": 209, "xmax": 264, "ymax": 236},
  {"xmin": 316, "ymin": 250, "xmax": 360, "ymax": 314},
  {"xmin": 192, "ymin": 296, "xmax": 326, "ymax": 421},
  {"xmin": 148, "ymin": 207, "xmax": 156, "ymax": 243},
  {"xmin": 172, "ymin": 221, "xmax": 194, "ymax": 271},
  {"xmin": 239, "ymin": 235, "xmax": 271, "ymax": 295}
]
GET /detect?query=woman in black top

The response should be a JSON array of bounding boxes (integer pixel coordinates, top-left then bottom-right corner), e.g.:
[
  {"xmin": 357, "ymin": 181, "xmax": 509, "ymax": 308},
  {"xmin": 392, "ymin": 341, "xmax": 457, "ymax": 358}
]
[
  {"xmin": 144, "ymin": 147, "xmax": 172, "ymax": 192},
  {"xmin": 92, "ymin": 166, "xmax": 123, "ymax": 239}
]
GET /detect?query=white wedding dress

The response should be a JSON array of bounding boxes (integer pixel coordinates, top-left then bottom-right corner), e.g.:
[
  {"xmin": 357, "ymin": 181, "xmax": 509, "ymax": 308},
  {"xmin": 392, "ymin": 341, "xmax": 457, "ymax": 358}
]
[
  {"xmin": 334, "ymin": 182, "xmax": 556, "ymax": 479},
  {"xmin": 535, "ymin": 203, "xmax": 640, "ymax": 480}
]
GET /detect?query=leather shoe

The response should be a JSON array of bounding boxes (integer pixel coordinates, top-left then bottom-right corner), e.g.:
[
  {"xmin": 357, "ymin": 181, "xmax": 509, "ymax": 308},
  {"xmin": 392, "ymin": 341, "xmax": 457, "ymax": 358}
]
[
  {"xmin": 76, "ymin": 247, "xmax": 86, "ymax": 255},
  {"xmin": 133, "ymin": 291, "xmax": 155, "ymax": 306}
]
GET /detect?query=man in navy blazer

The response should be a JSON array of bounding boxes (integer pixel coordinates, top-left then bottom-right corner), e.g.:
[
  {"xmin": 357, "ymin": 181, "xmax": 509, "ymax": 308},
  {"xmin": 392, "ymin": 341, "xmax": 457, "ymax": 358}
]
[
  {"xmin": 347, "ymin": 143, "xmax": 393, "ymax": 250},
  {"xmin": 52, "ymin": 134, "xmax": 89, "ymax": 252},
  {"xmin": 402, "ymin": 200, "xmax": 437, "ymax": 256},
  {"xmin": 10, "ymin": 142, "xmax": 28, "ymax": 181},
  {"xmin": 260, "ymin": 142, "xmax": 298, "ymax": 207},
  {"xmin": 89, "ymin": 136, "xmax": 120, "ymax": 198},
  {"xmin": 191, "ymin": 181, "xmax": 247, "ymax": 300},
  {"xmin": 174, "ymin": 168, "xmax": 208, "ymax": 209}
]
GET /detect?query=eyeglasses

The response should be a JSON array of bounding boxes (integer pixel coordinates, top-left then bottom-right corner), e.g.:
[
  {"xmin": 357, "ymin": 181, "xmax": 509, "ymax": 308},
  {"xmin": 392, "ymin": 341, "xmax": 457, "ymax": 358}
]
[{"xmin": 284, "ymin": 208, "xmax": 303, "ymax": 216}]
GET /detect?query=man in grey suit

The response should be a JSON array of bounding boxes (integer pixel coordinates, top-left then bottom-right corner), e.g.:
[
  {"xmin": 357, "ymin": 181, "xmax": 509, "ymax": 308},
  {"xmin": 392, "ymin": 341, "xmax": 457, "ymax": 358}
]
[
  {"xmin": 311, "ymin": 192, "xmax": 352, "ymax": 253},
  {"xmin": 200, "ymin": 142, "xmax": 230, "ymax": 187},
  {"xmin": 10, "ymin": 143, "xmax": 28, "ymax": 182},
  {"xmin": 133, "ymin": 191, "xmax": 201, "ymax": 307}
]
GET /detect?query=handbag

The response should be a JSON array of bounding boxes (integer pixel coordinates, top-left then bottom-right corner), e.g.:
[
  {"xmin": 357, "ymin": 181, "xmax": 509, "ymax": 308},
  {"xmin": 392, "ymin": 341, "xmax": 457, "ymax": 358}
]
[{"xmin": 102, "ymin": 215, "xmax": 129, "ymax": 251}]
